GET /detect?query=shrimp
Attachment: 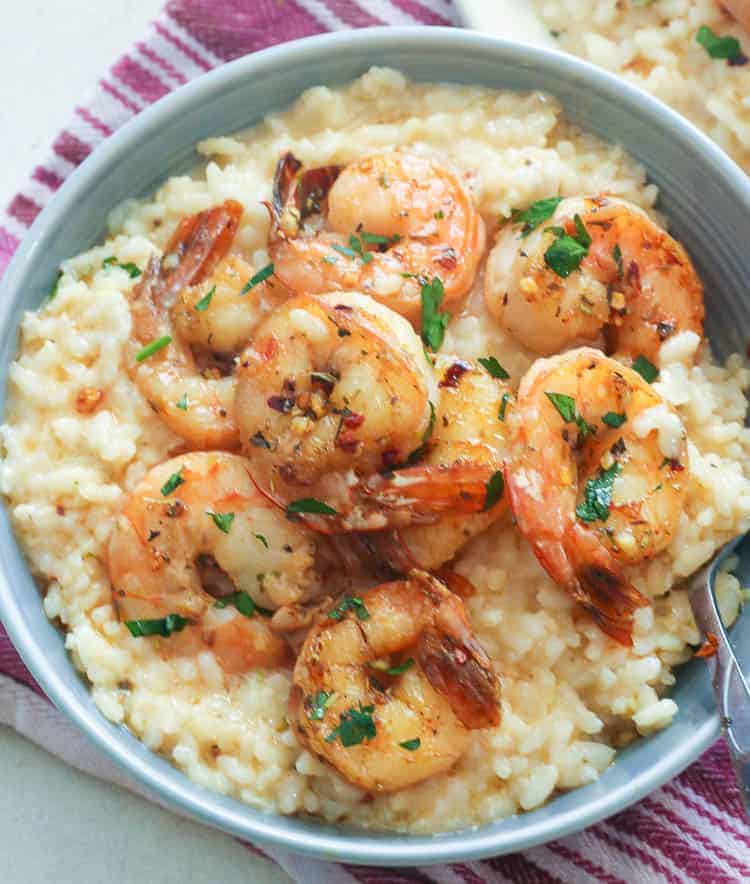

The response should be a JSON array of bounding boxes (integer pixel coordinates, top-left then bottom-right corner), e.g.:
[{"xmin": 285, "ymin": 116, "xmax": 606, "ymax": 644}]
[
  {"xmin": 393, "ymin": 354, "xmax": 511, "ymax": 570},
  {"xmin": 289, "ymin": 571, "xmax": 501, "ymax": 793},
  {"xmin": 234, "ymin": 292, "xmax": 503, "ymax": 532},
  {"xmin": 267, "ymin": 151, "xmax": 486, "ymax": 326},
  {"xmin": 108, "ymin": 452, "xmax": 324, "ymax": 673},
  {"xmin": 505, "ymin": 347, "xmax": 689, "ymax": 645},
  {"xmin": 128, "ymin": 200, "xmax": 287, "ymax": 449},
  {"xmin": 485, "ymin": 196, "xmax": 704, "ymax": 363}
]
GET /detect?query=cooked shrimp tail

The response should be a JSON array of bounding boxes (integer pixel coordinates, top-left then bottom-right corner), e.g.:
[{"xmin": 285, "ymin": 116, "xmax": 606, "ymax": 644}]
[{"xmin": 269, "ymin": 151, "xmax": 341, "ymax": 232}]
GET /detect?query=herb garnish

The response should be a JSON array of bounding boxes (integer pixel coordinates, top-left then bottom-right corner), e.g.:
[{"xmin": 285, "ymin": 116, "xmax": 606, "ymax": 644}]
[
  {"xmin": 361, "ymin": 231, "xmax": 400, "ymax": 247},
  {"xmin": 613, "ymin": 243, "xmax": 624, "ymax": 279},
  {"xmin": 697, "ymin": 25, "xmax": 747, "ymax": 64},
  {"xmin": 241, "ymin": 263, "xmax": 274, "ymax": 294},
  {"xmin": 386, "ymin": 658, "xmax": 414, "ymax": 676},
  {"xmin": 254, "ymin": 533, "xmax": 269, "ymax": 549},
  {"xmin": 498, "ymin": 392, "xmax": 511, "ymax": 422},
  {"xmin": 602, "ymin": 412, "xmax": 626, "ymax": 428},
  {"xmin": 103, "ymin": 257, "xmax": 141, "ymax": 278},
  {"xmin": 214, "ymin": 591, "xmax": 263, "ymax": 618},
  {"xmin": 325, "ymin": 704, "xmax": 376, "ymax": 747},
  {"xmin": 286, "ymin": 498, "xmax": 338, "ymax": 517},
  {"xmin": 48, "ymin": 270, "xmax": 63, "ymax": 301},
  {"xmin": 400, "ymin": 401, "xmax": 436, "ymax": 467},
  {"xmin": 632, "ymin": 354, "xmax": 659, "ymax": 383},
  {"xmin": 329, "ymin": 596, "xmax": 370, "ymax": 622},
  {"xmin": 176, "ymin": 393, "xmax": 188, "ymax": 411},
  {"xmin": 576, "ymin": 462, "xmax": 622, "ymax": 523},
  {"xmin": 421, "ymin": 277, "xmax": 450, "ymax": 351},
  {"xmin": 332, "ymin": 243, "xmax": 357, "ymax": 259},
  {"xmin": 545, "ymin": 392, "xmax": 595, "ymax": 438},
  {"xmin": 310, "ymin": 371, "xmax": 338, "ymax": 387},
  {"xmin": 484, "ymin": 470, "xmax": 505, "ymax": 511},
  {"xmin": 399, "ymin": 738, "xmax": 421, "ymax": 751},
  {"xmin": 207, "ymin": 511, "xmax": 234, "ymax": 534},
  {"xmin": 136, "ymin": 335, "xmax": 171, "ymax": 362},
  {"xmin": 511, "ymin": 197, "xmax": 563, "ymax": 237},
  {"xmin": 125, "ymin": 614, "xmax": 188, "ymax": 638},
  {"xmin": 194, "ymin": 286, "xmax": 215, "ymax": 311},
  {"xmin": 478, "ymin": 356, "xmax": 510, "ymax": 380},
  {"xmin": 323, "ymin": 254, "xmax": 338, "ymax": 264},
  {"xmin": 307, "ymin": 690, "xmax": 333, "ymax": 721},
  {"xmin": 160, "ymin": 468, "xmax": 184, "ymax": 497},
  {"xmin": 544, "ymin": 214, "xmax": 591, "ymax": 278}
]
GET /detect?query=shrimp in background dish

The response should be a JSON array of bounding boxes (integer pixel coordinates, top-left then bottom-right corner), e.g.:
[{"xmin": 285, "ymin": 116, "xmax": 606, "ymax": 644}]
[
  {"xmin": 128, "ymin": 200, "xmax": 288, "ymax": 450},
  {"xmin": 108, "ymin": 452, "xmax": 324, "ymax": 673},
  {"xmin": 485, "ymin": 196, "xmax": 704, "ymax": 364},
  {"xmin": 267, "ymin": 151, "xmax": 486, "ymax": 327},
  {"xmin": 505, "ymin": 347, "xmax": 689, "ymax": 645},
  {"xmin": 289, "ymin": 571, "xmax": 501, "ymax": 793},
  {"xmin": 234, "ymin": 292, "xmax": 504, "ymax": 532}
]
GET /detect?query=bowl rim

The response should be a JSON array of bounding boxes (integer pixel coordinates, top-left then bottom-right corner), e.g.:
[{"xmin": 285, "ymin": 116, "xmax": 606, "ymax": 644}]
[{"xmin": 1, "ymin": 24, "xmax": 745, "ymax": 866}]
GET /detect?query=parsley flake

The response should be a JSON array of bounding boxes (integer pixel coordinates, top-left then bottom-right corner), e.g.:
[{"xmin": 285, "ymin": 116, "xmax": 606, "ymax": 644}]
[
  {"xmin": 136, "ymin": 335, "xmax": 171, "ymax": 362},
  {"xmin": 401, "ymin": 401, "xmax": 436, "ymax": 467},
  {"xmin": 545, "ymin": 392, "xmax": 595, "ymax": 438},
  {"xmin": 207, "ymin": 511, "xmax": 234, "ymax": 534},
  {"xmin": 125, "ymin": 614, "xmax": 188, "ymax": 638},
  {"xmin": 194, "ymin": 286, "xmax": 215, "ymax": 312},
  {"xmin": 484, "ymin": 470, "xmax": 505, "ymax": 511},
  {"xmin": 602, "ymin": 411, "xmax": 626, "ymax": 428},
  {"xmin": 329, "ymin": 596, "xmax": 370, "ymax": 622},
  {"xmin": 325, "ymin": 704, "xmax": 376, "ymax": 747},
  {"xmin": 176, "ymin": 393, "xmax": 189, "ymax": 411},
  {"xmin": 254, "ymin": 533, "xmax": 269, "ymax": 549},
  {"xmin": 478, "ymin": 356, "xmax": 510, "ymax": 380},
  {"xmin": 160, "ymin": 468, "xmax": 184, "ymax": 497},
  {"xmin": 386, "ymin": 658, "xmax": 414, "ymax": 676},
  {"xmin": 332, "ymin": 243, "xmax": 357, "ymax": 259},
  {"xmin": 576, "ymin": 463, "xmax": 622, "ymax": 523},
  {"xmin": 697, "ymin": 25, "xmax": 747, "ymax": 63},
  {"xmin": 241, "ymin": 263, "xmax": 274, "ymax": 294},
  {"xmin": 286, "ymin": 498, "xmax": 337, "ymax": 517},
  {"xmin": 103, "ymin": 257, "xmax": 141, "ymax": 278},
  {"xmin": 511, "ymin": 197, "xmax": 563, "ymax": 237},
  {"xmin": 421, "ymin": 277, "xmax": 450, "ymax": 351},
  {"xmin": 613, "ymin": 243, "xmax": 624, "ymax": 279},
  {"xmin": 498, "ymin": 392, "xmax": 511, "ymax": 422},
  {"xmin": 307, "ymin": 690, "xmax": 333, "ymax": 721},
  {"xmin": 214, "ymin": 591, "xmax": 257, "ymax": 618},
  {"xmin": 632, "ymin": 354, "xmax": 659, "ymax": 383},
  {"xmin": 47, "ymin": 269, "xmax": 63, "ymax": 301},
  {"xmin": 399, "ymin": 738, "xmax": 421, "ymax": 751},
  {"xmin": 544, "ymin": 215, "xmax": 591, "ymax": 278}
]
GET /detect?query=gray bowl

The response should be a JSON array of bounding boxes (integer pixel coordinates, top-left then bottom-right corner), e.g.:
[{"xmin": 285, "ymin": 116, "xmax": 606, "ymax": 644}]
[{"xmin": 1, "ymin": 27, "xmax": 749, "ymax": 866}]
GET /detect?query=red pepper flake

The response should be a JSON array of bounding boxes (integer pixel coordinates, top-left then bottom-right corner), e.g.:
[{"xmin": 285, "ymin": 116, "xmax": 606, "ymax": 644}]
[
  {"xmin": 439, "ymin": 360, "xmax": 470, "ymax": 388},
  {"xmin": 667, "ymin": 458, "xmax": 685, "ymax": 472},
  {"xmin": 336, "ymin": 431, "xmax": 360, "ymax": 452},
  {"xmin": 695, "ymin": 633, "xmax": 718, "ymax": 659},
  {"xmin": 334, "ymin": 304, "xmax": 353, "ymax": 312},
  {"xmin": 626, "ymin": 260, "xmax": 641, "ymax": 292},
  {"xmin": 267, "ymin": 395, "xmax": 294, "ymax": 413},
  {"xmin": 381, "ymin": 448, "xmax": 400, "ymax": 469},
  {"xmin": 434, "ymin": 246, "xmax": 458, "ymax": 271},
  {"xmin": 342, "ymin": 411, "xmax": 365, "ymax": 429}
]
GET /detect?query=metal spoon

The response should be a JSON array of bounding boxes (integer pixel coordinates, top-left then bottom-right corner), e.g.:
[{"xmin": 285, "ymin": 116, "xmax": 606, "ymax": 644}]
[{"xmin": 688, "ymin": 534, "xmax": 750, "ymax": 818}]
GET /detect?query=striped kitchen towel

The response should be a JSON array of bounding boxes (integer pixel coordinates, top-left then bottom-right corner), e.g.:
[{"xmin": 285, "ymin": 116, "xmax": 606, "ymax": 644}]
[{"xmin": 0, "ymin": 2, "xmax": 748, "ymax": 881}]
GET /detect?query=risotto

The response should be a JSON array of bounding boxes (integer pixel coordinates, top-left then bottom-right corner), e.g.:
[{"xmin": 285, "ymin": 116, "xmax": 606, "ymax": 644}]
[
  {"xmin": 532, "ymin": 0, "xmax": 750, "ymax": 172},
  {"xmin": 2, "ymin": 67, "xmax": 750, "ymax": 833}
]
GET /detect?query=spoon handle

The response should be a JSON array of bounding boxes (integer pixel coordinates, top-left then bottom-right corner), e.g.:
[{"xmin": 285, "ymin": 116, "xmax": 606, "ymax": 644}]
[{"xmin": 688, "ymin": 539, "xmax": 750, "ymax": 819}]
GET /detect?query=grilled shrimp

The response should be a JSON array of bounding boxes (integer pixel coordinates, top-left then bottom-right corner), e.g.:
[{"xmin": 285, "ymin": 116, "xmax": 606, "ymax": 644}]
[
  {"xmin": 289, "ymin": 571, "xmax": 501, "ymax": 793},
  {"xmin": 267, "ymin": 151, "xmax": 486, "ymax": 326},
  {"xmin": 485, "ymin": 196, "xmax": 704, "ymax": 363},
  {"xmin": 505, "ymin": 347, "xmax": 689, "ymax": 645},
  {"xmin": 108, "ymin": 452, "xmax": 323, "ymax": 673},
  {"xmin": 128, "ymin": 200, "xmax": 287, "ymax": 449},
  {"xmin": 235, "ymin": 292, "xmax": 503, "ymax": 532},
  {"xmin": 394, "ymin": 354, "xmax": 511, "ymax": 570}
]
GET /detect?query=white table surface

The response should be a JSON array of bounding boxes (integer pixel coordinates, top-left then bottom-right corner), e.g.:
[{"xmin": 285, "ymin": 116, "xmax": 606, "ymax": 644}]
[{"xmin": 0, "ymin": 3, "xmax": 291, "ymax": 881}]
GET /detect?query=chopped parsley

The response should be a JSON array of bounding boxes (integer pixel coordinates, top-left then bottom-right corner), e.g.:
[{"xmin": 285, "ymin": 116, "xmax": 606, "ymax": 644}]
[
  {"xmin": 307, "ymin": 690, "xmax": 333, "ymax": 721},
  {"xmin": 576, "ymin": 462, "xmax": 622, "ymax": 523},
  {"xmin": 361, "ymin": 231, "xmax": 400, "ymax": 247},
  {"xmin": 136, "ymin": 335, "xmax": 171, "ymax": 362},
  {"xmin": 478, "ymin": 356, "xmax": 510, "ymax": 380},
  {"xmin": 194, "ymin": 286, "xmax": 215, "ymax": 311},
  {"xmin": 348, "ymin": 234, "xmax": 374, "ymax": 264},
  {"xmin": 103, "ymin": 257, "xmax": 141, "ymax": 278},
  {"xmin": 498, "ymin": 391, "xmax": 511, "ymax": 422},
  {"xmin": 545, "ymin": 392, "xmax": 595, "ymax": 438},
  {"xmin": 323, "ymin": 254, "xmax": 338, "ymax": 264},
  {"xmin": 511, "ymin": 197, "xmax": 563, "ymax": 237},
  {"xmin": 285, "ymin": 497, "xmax": 337, "ymax": 517},
  {"xmin": 125, "ymin": 614, "xmax": 188, "ymax": 638},
  {"xmin": 399, "ymin": 738, "xmax": 421, "ymax": 751},
  {"xmin": 632, "ymin": 354, "xmax": 659, "ymax": 383},
  {"xmin": 613, "ymin": 243, "xmax": 624, "ymax": 279},
  {"xmin": 310, "ymin": 371, "xmax": 337, "ymax": 386},
  {"xmin": 602, "ymin": 411, "xmax": 626, "ymax": 428},
  {"xmin": 240, "ymin": 262, "xmax": 274, "ymax": 294},
  {"xmin": 207, "ymin": 511, "xmax": 234, "ymax": 534},
  {"xmin": 254, "ymin": 533, "xmax": 269, "ymax": 549},
  {"xmin": 434, "ymin": 210, "xmax": 445, "ymax": 220},
  {"xmin": 385, "ymin": 658, "xmax": 414, "ymax": 676},
  {"xmin": 176, "ymin": 393, "xmax": 188, "ymax": 411},
  {"xmin": 421, "ymin": 277, "xmax": 450, "ymax": 351},
  {"xmin": 47, "ymin": 270, "xmax": 63, "ymax": 301},
  {"xmin": 332, "ymin": 243, "xmax": 357, "ymax": 259},
  {"xmin": 401, "ymin": 401, "xmax": 436, "ymax": 467},
  {"xmin": 484, "ymin": 470, "xmax": 505, "ymax": 511},
  {"xmin": 325, "ymin": 704, "xmax": 376, "ymax": 747},
  {"xmin": 544, "ymin": 215, "xmax": 591, "ymax": 278},
  {"xmin": 160, "ymin": 468, "xmax": 184, "ymax": 497},
  {"xmin": 696, "ymin": 25, "xmax": 747, "ymax": 63},
  {"xmin": 329, "ymin": 596, "xmax": 370, "ymax": 622},
  {"xmin": 214, "ymin": 591, "xmax": 258, "ymax": 618}
]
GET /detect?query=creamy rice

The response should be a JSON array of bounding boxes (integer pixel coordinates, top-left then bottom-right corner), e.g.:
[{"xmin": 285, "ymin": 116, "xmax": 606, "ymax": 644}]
[
  {"xmin": 2, "ymin": 67, "xmax": 750, "ymax": 833},
  {"xmin": 533, "ymin": 0, "xmax": 750, "ymax": 172}
]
